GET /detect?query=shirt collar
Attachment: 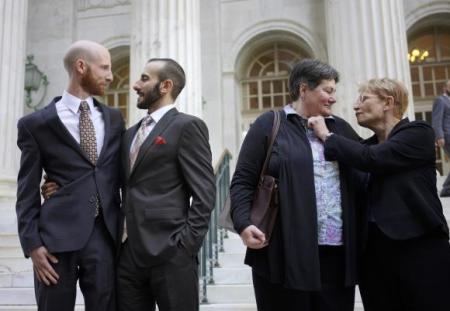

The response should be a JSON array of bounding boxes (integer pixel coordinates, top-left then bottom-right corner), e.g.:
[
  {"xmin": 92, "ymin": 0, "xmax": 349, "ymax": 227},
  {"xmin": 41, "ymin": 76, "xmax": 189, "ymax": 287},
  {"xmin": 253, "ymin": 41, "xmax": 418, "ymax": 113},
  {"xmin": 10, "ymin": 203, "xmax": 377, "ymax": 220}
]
[
  {"xmin": 62, "ymin": 90, "xmax": 95, "ymax": 114},
  {"xmin": 148, "ymin": 104, "xmax": 176, "ymax": 124},
  {"xmin": 283, "ymin": 104, "xmax": 335, "ymax": 120}
]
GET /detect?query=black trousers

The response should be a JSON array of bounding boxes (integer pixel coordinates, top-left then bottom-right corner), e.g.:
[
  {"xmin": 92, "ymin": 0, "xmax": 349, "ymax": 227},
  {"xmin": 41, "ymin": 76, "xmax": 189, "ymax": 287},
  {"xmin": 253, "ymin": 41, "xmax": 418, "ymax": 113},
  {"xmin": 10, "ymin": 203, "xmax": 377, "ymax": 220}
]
[
  {"xmin": 252, "ymin": 246, "xmax": 355, "ymax": 311},
  {"xmin": 441, "ymin": 144, "xmax": 450, "ymax": 195},
  {"xmin": 34, "ymin": 218, "xmax": 116, "ymax": 311},
  {"xmin": 117, "ymin": 241, "xmax": 199, "ymax": 311},
  {"xmin": 360, "ymin": 223, "xmax": 450, "ymax": 311}
]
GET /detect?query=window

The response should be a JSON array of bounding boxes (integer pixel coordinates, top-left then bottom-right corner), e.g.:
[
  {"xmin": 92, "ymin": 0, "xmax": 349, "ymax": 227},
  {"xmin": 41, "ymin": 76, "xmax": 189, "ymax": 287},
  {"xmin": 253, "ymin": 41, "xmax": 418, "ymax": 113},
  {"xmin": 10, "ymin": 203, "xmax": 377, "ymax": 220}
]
[
  {"xmin": 241, "ymin": 43, "xmax": 305, "ymax": 112},
  {"xmin": 409, "ymin": 26, "xmax": 450, "ymax": 99},
  {"xmin": 103, "ymin": 63, "xmax": 130, "ymax": 123}
]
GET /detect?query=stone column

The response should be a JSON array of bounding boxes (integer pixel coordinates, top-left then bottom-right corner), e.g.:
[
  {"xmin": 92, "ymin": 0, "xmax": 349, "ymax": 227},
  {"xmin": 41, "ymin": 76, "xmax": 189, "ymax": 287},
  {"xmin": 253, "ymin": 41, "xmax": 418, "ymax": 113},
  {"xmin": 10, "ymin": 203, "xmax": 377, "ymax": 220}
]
[
  {"xmin": 0, "ymin": 0, "xmax": 28, "ymax": 198},
  {"xmin": 325, "ymin": 0, "xmax": 413, "ymax": 134},
  {"xmin": 129, "ymin": 0, "xmax": 202, "ymax": 124}
]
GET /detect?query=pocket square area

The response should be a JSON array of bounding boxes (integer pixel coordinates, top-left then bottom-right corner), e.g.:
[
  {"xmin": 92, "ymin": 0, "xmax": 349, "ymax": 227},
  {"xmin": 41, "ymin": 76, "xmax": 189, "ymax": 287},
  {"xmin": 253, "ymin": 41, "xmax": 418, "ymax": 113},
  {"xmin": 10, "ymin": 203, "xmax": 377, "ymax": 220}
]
[{"xmin": 154, "ymin": 136, "xmax": 167, "ymax": 145}]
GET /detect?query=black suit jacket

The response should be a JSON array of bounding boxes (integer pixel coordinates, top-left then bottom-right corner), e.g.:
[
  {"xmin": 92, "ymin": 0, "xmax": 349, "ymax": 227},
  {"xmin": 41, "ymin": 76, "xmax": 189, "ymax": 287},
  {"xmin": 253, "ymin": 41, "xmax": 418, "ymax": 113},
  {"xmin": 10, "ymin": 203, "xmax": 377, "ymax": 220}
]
[
  {"xmin": 16, "ymin": 97, "xmax": 125, "ymax": 256},
  {"xmin": 231, "ymin": 110, "xmax": 365, "ymax": 290},
  {"xmin": 121, "ymin": 108, "xmax": 215, "ymax": 267},
  {"xmin": 324, "ymin": 118, "xmax": 449, "ymax": 240}
]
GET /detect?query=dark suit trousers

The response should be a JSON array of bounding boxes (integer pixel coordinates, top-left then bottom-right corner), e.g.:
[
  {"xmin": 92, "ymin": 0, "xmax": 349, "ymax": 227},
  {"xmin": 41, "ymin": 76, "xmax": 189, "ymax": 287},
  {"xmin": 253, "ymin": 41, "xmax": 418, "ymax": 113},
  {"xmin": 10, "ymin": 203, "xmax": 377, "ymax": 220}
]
[
  {"xmin": 360, "ymin": 223, "xmax": 450, "ymax": 311},
  {"xmin": 117, "ymin": 241, "xmax": 199, "ymax": 311},
  {"xmin": 252, "ymin": 246, "xmax": 355, "ymax": 311},
  {"xmin": 441, "ymin": 144, "xmax": 450, "ymax": 194},
  {"xmin": 34, "ymin": 218, "xmax": 116, "ymax": 311}
]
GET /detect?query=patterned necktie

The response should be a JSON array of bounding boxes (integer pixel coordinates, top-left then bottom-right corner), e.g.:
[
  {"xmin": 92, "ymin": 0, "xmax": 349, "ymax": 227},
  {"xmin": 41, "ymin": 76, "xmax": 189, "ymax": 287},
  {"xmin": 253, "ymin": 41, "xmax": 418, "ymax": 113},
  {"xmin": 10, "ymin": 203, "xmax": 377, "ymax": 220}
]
[
  {"xmin": 129, "ymin": 115, "xmax": 153, "ymax": 169},
  {"xmin": 79, "ymin": 101, "xmax": 98, "ymax": 165}
]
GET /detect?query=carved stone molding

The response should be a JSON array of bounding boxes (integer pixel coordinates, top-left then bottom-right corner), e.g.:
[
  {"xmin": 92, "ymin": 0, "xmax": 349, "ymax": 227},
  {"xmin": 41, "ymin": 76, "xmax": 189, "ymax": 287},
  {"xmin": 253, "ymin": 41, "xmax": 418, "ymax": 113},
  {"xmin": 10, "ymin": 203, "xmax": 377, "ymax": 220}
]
[{"xmin": 78, "ymin": 0, "xmax": 130, "ymax": 11}]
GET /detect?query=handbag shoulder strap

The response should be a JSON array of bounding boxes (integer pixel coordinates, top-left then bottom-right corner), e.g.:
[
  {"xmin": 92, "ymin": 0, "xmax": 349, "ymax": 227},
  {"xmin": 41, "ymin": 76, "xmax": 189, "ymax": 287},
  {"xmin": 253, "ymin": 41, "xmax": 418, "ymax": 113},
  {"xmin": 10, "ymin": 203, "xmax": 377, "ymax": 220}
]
[{"xmin": 260, "ymin": 110, "xmax": 281, "ymax": 179}]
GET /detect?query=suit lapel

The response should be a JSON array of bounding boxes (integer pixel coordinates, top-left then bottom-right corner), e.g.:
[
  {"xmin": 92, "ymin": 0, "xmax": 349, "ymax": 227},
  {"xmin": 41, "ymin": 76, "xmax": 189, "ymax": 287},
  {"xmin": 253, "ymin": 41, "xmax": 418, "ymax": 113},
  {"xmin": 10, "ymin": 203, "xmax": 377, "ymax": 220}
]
[
  {"xmin": 129, "ymin": 108, "xmax": 178, "ymax": 178},
  {"xmin": 96, "ymin": 99, "xmax": 110, "ymax": 164},
  {"xmin": 42, "ymin": 98, "xmax": 91, "ymax": 163}
]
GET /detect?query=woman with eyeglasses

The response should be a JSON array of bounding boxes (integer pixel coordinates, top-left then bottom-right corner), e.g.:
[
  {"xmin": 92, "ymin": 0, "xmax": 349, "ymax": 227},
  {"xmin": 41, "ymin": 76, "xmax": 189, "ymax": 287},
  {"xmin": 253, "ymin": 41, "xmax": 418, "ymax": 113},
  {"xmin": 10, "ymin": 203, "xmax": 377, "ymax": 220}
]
[{"xmin": 309, "ymin": 78, "xmax": 450, "ymax": 311}]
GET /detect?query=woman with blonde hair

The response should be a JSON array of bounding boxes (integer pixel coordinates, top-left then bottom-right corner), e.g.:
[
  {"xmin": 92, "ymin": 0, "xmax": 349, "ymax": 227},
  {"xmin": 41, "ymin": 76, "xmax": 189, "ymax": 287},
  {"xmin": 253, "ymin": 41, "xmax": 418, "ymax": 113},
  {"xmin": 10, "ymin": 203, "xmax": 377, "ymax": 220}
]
[{"xmin": 309, "ymin": 78, "xmax": 450, "ymax": 310}]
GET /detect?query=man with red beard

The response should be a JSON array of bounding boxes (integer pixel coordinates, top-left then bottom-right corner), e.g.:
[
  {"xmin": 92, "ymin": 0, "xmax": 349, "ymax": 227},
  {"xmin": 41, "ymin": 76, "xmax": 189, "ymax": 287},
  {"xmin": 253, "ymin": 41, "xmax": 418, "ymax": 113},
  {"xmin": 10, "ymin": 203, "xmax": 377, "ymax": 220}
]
[{"xmin": 16, "ymin": 40, "xmax": 124, "ymax": 311}]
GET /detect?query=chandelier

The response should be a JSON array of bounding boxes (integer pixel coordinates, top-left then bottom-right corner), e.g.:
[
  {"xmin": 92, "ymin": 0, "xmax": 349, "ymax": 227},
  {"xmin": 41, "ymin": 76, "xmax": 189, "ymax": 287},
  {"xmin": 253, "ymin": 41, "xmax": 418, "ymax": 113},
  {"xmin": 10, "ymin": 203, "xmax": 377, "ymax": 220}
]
[{"xmin": 408, "ymin": 49, "xmax": 429, "ymax": 63}]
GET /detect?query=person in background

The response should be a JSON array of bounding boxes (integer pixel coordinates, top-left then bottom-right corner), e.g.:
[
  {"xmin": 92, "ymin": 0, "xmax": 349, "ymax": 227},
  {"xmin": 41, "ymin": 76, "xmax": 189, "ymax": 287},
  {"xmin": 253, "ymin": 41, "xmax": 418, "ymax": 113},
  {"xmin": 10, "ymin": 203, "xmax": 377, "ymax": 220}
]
[
  {"xmin": 230, "ymin": 59, "xmax": 364, "ymax": 311},
  {"xmin": 309, "ymin": 77, "xmax": 450, "ymax": 311},
  {"xmin": 432, "ymin": 79, "xmax": 450, "ymax": 197}
]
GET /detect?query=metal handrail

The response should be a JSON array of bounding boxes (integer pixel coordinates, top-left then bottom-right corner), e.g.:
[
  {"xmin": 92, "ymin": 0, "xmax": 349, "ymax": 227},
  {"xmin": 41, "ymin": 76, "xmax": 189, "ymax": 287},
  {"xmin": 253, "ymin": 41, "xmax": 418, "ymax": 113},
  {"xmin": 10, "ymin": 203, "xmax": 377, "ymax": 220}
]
[{"xmin": 199, "ymin": 149, "xmax": 232, "ymax": 304}]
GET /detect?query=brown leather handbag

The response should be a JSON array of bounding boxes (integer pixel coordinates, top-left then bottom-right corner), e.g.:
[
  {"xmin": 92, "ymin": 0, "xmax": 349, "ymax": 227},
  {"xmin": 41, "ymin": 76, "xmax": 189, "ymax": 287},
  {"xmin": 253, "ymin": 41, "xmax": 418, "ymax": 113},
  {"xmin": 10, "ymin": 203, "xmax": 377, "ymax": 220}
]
[
  {"xmin": 219, "ymin": 111, "xmax": 281, "ymax": 242},
  {"xmin": 249, "ymin": 110, "xmax": 281, "ymax": 243}
]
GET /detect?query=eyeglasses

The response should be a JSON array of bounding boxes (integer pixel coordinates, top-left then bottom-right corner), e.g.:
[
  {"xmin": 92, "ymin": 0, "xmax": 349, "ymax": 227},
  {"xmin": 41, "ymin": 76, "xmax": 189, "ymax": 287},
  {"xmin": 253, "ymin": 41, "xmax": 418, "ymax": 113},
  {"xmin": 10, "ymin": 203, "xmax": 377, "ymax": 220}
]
[{"xmin": 356, "ymin": 95, "xmax": 379, "ymax": 104}]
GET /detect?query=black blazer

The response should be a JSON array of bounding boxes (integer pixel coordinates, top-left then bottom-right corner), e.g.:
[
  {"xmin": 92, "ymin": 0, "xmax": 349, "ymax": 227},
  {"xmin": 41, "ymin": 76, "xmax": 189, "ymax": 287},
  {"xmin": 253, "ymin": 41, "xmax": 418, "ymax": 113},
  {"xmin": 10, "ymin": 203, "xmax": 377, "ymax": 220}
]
[
  {"xmin": 230, "ymin": 110, "xmax": 365, "ymax": 291},
  {"xmin": 16, "ymin": 97, "xmax": 125, "ymax": 256},
  {"xmin": 121, "ymin": 108, "xmax": 216, "ymax": 267},
  {"xmin": 324, "ymin": 118, "xmax": 449, "ymax": 240}
]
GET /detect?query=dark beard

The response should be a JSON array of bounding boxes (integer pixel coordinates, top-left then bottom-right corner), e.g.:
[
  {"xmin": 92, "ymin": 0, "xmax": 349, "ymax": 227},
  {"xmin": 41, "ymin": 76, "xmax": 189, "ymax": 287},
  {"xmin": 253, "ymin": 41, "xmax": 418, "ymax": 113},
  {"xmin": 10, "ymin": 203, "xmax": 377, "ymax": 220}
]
[
  {"xmin": 80, "ymin": 66, "xmax": 104, "ymax": 96},
  {"xmin": 137, "ymin": 81, "xmax": 162, "ymax": 110}
]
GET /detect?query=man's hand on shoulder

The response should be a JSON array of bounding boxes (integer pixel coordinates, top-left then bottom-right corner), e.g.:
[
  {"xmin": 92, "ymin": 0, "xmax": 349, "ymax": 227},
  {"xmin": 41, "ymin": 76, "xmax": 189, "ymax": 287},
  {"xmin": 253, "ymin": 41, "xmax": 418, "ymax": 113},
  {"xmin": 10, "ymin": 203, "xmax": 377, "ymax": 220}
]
[
  {"xmin": 437, "ymin": 138, "xmax": 445, "ymax": 148},
  {"xmin": 30, "ymin": 246, "xmax": 59, "ymax": 286}
]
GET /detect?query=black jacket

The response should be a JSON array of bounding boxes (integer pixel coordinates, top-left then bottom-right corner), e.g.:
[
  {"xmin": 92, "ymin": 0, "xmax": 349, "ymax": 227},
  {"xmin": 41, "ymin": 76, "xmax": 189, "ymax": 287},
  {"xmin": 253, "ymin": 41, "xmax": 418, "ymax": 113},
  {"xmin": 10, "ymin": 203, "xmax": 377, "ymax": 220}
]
[
  {"xmin": 230, "ymin": 110, "xmax": 365, "ymax": 290},
  {"xmin": 16, "ymin": 97, "xmax": 125, "ymax": 256},
  {"xmin": 324, "ymin": 118, "xmax": 449, "ymax": 240}
]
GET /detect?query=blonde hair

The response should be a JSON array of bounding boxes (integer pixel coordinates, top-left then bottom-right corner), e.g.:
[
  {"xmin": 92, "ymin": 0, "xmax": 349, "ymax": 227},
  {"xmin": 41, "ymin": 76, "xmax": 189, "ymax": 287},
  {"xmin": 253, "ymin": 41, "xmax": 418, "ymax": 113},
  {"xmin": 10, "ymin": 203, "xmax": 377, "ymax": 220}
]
[{"xmin": 359, "ymin": 78, "xmax": 408, "ymax": 118}]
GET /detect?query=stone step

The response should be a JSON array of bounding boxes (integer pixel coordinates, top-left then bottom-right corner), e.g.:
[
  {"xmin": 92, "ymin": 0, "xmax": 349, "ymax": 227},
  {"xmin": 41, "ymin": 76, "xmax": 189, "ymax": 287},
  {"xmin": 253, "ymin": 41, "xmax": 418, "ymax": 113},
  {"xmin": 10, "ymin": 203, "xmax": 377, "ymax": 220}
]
[
  {"xmin": 222, "ymin": 236, "xmax": 246, "ymax": 254},
  {"xmin": 0, "ymin": 303, "xmax": 365, "ymax": 311},
  {"xmin": 0, "ymin": 258, "xmax": 32, "ymax": 274},
  {"xmin": 0, "ymin": 288, "xmax": 84, "ymax": 305},
  {"xmin": 206, "ymin": 284, "xmax": 364, "ymax": 304},
  {"xmin": 0, "ymin": 247, "xmax": 24, "ymax": 258},
  {"xmin": 213, "ymin": 267, "xmax": 251, "ymax": 284},
  {"xmin": 0, "ymin": 307, "xmax": 84, "ymax": 311},
  {"xmin": 217, "ymin": 252, "xmax": 247, "ymax": 268},
  {"xmin": 0, "ymin": 235, "xmax": 21, "ymax": 248},
  {"xmin": 0, "ymin": 271, "xmax": 33, "ymax": 288},
  {"xmin": 0, "ymin": 262, "xmax": 251, "ymax": 288},
  {"xmin": 0, "ymin": 211, "xmax": 17, "ymax": 235},
  {"xmin": 201, "ymin": 304, "xmax": 256, "ymax": 311}
]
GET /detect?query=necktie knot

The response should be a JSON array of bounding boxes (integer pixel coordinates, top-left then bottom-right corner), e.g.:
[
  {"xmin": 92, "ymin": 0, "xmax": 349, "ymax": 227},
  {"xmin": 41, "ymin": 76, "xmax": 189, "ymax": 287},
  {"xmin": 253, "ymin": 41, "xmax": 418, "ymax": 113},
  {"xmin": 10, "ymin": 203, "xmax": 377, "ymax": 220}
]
[
  {"xmin": 79, "ymin": 101, "xmax": 90, "ymax": 112},
  {"xmin": 141, "ymin": 115, "xmax": 153, "ymax": 127}
]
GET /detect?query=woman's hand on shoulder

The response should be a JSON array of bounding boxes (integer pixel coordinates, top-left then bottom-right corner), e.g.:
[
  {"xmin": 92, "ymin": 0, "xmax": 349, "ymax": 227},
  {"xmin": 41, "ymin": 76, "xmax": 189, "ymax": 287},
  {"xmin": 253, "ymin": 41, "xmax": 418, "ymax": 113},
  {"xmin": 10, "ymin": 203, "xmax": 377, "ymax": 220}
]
[{"xmin": 240, "ymin": 225, "xmax": 267, "ymax": 249}]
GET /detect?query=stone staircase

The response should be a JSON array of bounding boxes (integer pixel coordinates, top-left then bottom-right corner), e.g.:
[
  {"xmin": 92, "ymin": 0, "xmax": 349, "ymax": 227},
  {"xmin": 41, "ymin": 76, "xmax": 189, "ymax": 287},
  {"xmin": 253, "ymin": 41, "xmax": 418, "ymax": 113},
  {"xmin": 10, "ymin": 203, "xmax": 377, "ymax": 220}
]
[{"xmin": 1, "ymin": 175, "xmax": 450, "ymax": 311}]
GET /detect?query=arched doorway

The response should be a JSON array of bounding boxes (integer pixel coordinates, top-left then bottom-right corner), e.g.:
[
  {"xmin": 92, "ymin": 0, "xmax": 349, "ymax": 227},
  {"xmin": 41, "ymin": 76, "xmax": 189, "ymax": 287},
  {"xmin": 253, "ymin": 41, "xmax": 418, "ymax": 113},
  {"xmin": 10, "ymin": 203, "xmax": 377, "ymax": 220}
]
[
  {"xmin": 236, "ymin": 32, "xmax": 312, "ymax": 137},
  {"xmin": 104, "ymin": 46, "xmax": 130, "ymax": 125},
  {"xmin": 408, "ymin": 14, "xmax": 450, "ymax": 174}
]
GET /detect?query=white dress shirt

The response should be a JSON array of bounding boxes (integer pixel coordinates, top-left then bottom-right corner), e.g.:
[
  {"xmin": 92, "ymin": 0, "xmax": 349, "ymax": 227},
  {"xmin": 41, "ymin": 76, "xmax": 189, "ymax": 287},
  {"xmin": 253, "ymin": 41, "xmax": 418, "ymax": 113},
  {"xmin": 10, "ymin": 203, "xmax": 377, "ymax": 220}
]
[
  {"xmin": 130, "ymin": 104, "xmax": 176, "ymax": 151},
  {"xmin": 55, "ymin": 90, "xmax": 105, "ymax": 157}
]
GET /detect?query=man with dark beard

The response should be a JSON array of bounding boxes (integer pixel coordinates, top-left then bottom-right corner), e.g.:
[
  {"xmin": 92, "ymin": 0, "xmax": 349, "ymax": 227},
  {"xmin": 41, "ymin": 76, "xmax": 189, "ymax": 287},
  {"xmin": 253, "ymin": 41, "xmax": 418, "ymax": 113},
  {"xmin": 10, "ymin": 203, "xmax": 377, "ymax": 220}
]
[
  {"xmin": 432, "ymin": 80, "xmax": 450, "ymax": 197},
  {"xmin": 16, "ymin": 40, "xmax": 124, "ymax": 311},
  {"xmin": 117, "ymin": 58, "xmax": 215, "ymax": 311}
]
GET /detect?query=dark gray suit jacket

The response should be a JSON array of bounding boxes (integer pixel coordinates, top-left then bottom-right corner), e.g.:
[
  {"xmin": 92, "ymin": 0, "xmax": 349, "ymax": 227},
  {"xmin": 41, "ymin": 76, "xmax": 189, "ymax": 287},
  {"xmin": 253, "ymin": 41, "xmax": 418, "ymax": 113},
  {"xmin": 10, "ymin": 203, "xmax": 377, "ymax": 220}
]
[
  {"xmin": 16, "ymin": 97, "xmax": 125, "ymax": 256},
  {"xmin": 121, "ymin": 108, "xmax": 215, "ymax": 267},
  {"xmin": 432, "ymin": 94, "xmax": 450, "ymax": 152}
]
